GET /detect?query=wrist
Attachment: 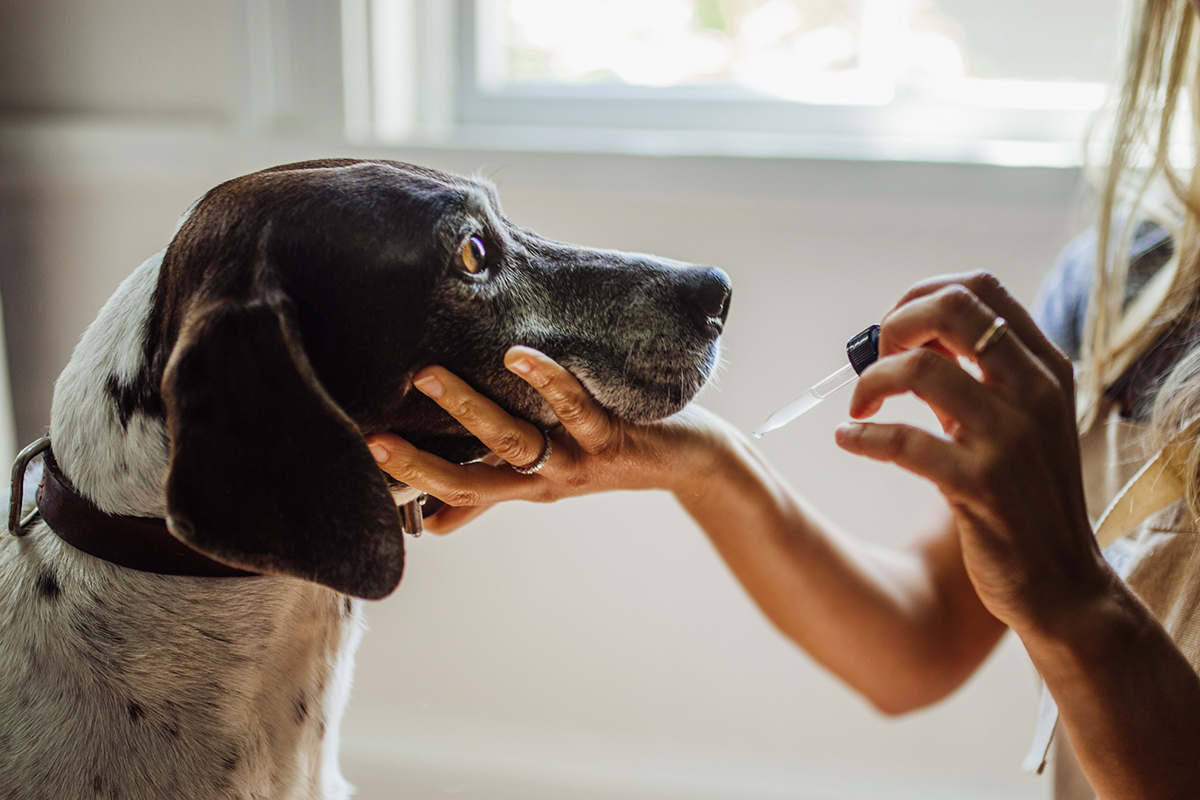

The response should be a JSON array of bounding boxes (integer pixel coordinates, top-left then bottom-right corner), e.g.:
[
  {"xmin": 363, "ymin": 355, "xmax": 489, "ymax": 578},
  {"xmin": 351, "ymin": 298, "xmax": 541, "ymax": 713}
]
[
  {"xmin": 1017, "ymin": 564, "xmax": 1144, "ymax": 677},
  {"xmin": 658, "ymin": 407, "xmax": 738, "ymax": 499},
  {"xmin": 665, "ymin": 410, "xmax": 785, "ymax": 522}
]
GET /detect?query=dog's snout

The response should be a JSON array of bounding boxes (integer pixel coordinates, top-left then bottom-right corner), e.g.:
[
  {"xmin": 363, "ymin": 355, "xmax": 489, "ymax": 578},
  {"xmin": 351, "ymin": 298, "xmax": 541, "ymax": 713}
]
[{"xmin": 687, "ymin": 267, "xmax": 732, "ymax": 330}]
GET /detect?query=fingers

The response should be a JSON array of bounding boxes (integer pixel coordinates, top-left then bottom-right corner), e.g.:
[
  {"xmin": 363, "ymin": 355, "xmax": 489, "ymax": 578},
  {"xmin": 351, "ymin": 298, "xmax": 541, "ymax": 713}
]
[
  {"xmin": 410, "ymin": 348, "xmax": 617, "ymax": 465},
  {"xmin": 854, "ymin": 273, "xmax": 1076, "ymax": 452},
  {"xmin": 503, "ymin": 347, "xmax": 617, "ymax": 454},
  {"xmin": 362, "ymin": 348, "xmax": 626, "ymax": 537},
  {"xmin": 882, "ymin": 281, "xmax": 1001, "ymax": 358},
  {"xmin": 883, "ymin": 271, "xmax": 1072, "ymax": 386},
  {"xmin": 848, "ymin": 345, "xmax": 999, "ymax": 431},
  {"xmin": 423, "ymin": 503, "xmax": 495, "ymax": 535},
  {"xmin": 412, "ymin": 367, "xmax": 548, "ymax": 471},
  {"xmin": 835, "ymin": 420, "xmax": 968, "ymax": 493},
  {"xmin": 366, "ymin": 431, "xmax": 534, "ymax": 507},
  {"xmin": 845, "ymin": 271, "xmax": 1084, "ymax": 548},
  {"xmin": 879, "ymin": 285, "xmax": 1043, "ymax": 397}
]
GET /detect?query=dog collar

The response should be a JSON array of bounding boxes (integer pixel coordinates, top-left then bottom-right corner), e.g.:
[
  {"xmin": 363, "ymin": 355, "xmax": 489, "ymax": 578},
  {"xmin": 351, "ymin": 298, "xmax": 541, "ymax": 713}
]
[{"xmin": 7, "ymin": 438, "xmax": 257, "ymax": 578}]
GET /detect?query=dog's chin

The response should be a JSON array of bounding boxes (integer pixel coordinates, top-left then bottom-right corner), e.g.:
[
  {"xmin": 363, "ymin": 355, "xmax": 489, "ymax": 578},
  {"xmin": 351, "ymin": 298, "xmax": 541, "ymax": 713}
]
[
  {"xmin": 563, "ymin": 356, "xmax": 717, "ymax": 424},
  {"xmin": 394, "ymin": 345, "xmax": 719, "ymax": 465},
  {"xmin": 590, "ymin": 388, "xmax": 697, "ymax": 423}
]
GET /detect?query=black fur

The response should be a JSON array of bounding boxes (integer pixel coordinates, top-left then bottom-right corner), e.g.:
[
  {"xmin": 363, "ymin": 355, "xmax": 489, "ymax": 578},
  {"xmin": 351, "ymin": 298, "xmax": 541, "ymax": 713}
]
[
  {"xmin": 34, "ymin": 571, "xmax": 60, "ymax": 601},
  {"xmin": 148, "ymin": 160, "xmax": 728, "ymax": 600}
]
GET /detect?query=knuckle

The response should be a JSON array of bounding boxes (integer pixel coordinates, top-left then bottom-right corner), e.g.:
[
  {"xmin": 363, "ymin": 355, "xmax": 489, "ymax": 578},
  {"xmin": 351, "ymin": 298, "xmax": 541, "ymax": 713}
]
[
  {"xmin": 443, "ymin": 487, "xmax": 482, "ymax": 508},
  {"xmin": 897, "ymin": 275, "xmax": 946, "ymax": 306},
  {"xmin": 549, "ymin": 395, "xmax": 590, "ymax": 428},
  {"xmin": 956, "ymin": 460, "xmax": 989, "ymax": 498},
  {"xmin": 530, "ymin": 484, "xmax": 561, "ymax": 504},
  {"xmin": 1028, "ymin": 383, "xmax": 1056, "ymax": 412},
  {"xmin": 905, "ymin": 346, "xmax": 943, "ymax": 380},
  {"xmin": 963, "ymin": 270, "xmax": 1003, "ymax": 296},
  {"xmin": 878, "ymin": 425, "xmax": 910, "ymax": 461},
  {"xmin": 576, "ymin": 419, "xmax": 612, "ymax": 452},
  {"xmin": 1027, "ymin": 375, "xmax": 1068, "ymax": 417},
  {"xmin": 969, "ymin": 453, "xmax": 1010, "ymax": 504},
  {"xmin": 560, "ymin": 468, "xmax": 593, "ymax": 492},
  {"xmin": 1046, "ymin": 349, "xmax": 1075, "ymax": 388},
  {"xmin": 382, "ymin": 458, "xmax": 423, "ymax": 485},
  {"xmin": 994, "ymin": 414, "xmax": 1040, "ymax": 463},
  {"xmin": 971, "ymin": 449, "xmax": 1002, "ymax": 483},
  {"xmin": 934, "ymin": 284, "xmax": 978, "ymax": 317},
  {"xmin": 442, "ymin": 391, "xmax": 477, "ymax": 421},
  {"xmin": 492, "ymin": 428, "xmax": 532, "ymax": 461}
]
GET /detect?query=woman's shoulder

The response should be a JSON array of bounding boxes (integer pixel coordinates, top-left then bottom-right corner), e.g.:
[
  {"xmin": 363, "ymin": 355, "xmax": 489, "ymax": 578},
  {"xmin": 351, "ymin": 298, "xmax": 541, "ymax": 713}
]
[
  {"xmin": 1033, "ymin": 228, "xmax": 1096, "ymax": 361},
  {"xmin": 1033, "ymin": 221, "xmax": 1174, "ymax": 361}
]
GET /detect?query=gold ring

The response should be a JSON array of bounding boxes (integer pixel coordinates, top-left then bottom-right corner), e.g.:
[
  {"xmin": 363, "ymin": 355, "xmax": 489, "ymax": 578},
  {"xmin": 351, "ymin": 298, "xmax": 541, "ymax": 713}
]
[
  {"xmin": 511, "ymin": 430, "xmax": 553, "ymax": 475},
  {"xmin": 973, "ymin": 316, "xmax": 1008, "ymax": 357}
]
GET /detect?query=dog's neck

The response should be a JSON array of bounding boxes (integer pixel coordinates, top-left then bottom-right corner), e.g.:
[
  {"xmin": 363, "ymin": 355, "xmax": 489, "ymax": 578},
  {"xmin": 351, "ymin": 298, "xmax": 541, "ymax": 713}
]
[
  {"xmin": 40, "ymin": 252, "xmax": 367, "ymax": 797},
  {"xmin": 49, "ymin": 251, "xmax": 172, "ymax": 518}
]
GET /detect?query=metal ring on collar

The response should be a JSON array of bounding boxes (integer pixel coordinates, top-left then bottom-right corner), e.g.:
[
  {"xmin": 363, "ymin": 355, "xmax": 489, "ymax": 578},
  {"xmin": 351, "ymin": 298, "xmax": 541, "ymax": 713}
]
[
  {"xmin": 973, "ymin": 316, "xmax": 1009, "ymax": 357},
  {"xmin": 511, "ymin": 431, "xmax": 553, "ymax": 475},
  {"xmin": 8, "ymin": 437, "xmax": 51, "ymax": 537}
]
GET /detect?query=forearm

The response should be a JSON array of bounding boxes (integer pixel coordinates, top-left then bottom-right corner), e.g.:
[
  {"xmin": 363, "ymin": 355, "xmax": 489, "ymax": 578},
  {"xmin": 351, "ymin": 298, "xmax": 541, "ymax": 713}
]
[
  {"xmin": 670, "ymin": 415, "xmax": 1005, "ymax": 712},
  {"xmin": 1022, "ymin": 579, "xmax": 1200, "ymax": 799}
]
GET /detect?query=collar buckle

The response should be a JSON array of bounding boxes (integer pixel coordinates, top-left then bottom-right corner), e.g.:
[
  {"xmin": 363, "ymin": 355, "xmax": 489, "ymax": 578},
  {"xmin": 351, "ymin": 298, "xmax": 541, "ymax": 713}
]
[{"xmin": 7, "ymin": 437, "xmax": 50, "ymax": 537}]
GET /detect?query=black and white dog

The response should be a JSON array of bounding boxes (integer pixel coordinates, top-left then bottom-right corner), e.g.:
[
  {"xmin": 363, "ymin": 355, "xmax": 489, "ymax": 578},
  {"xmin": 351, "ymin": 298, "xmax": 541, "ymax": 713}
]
[{"xmin": 0, "ymin": 160, "xmax": 729, "ymax": 799}]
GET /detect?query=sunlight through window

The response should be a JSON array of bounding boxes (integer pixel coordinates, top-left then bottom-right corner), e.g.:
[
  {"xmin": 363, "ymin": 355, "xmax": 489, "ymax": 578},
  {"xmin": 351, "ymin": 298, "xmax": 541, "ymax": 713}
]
[
  {"xmin": 351, "ymin": 0, "xmax": 1125, "ymax": 165},
  {"xmin": 486, "ymin": 0, "xmax": 1117, "ymax": 109}
]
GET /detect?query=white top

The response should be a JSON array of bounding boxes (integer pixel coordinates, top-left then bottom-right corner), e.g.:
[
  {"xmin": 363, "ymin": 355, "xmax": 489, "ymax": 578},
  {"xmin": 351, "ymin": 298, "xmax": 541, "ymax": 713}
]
[{"xmin": 1044, "ymin": 406, "xmax": 1200, "ymax": 799}]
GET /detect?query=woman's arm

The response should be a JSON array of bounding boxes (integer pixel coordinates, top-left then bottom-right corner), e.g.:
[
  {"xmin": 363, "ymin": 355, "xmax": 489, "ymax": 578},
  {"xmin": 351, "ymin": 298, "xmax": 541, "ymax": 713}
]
[
  {"xmin": 369, "ymin": 268, "xmax": 1200, "ymax": 797},
  {"xmin": 668, "ymin": 415, "xmax": 1008, "ymax": 713},
  {"xmin": 368, "ymin": 347, "xmax": 1006, "ymax": 714},
  {"xmin": 837, "ymin": 271, "xmax": 1200, "ymax": 798}
]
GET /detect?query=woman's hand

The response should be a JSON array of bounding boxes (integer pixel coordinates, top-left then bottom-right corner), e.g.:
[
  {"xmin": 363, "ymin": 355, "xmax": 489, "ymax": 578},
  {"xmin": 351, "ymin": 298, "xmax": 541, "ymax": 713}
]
[
  {"xmin": 834, "ymin": 271, "xmax": 1110, "ymax": 639},
  {"xmin": 365, "ymin": 345, "xmax": 727, "ymax": 534}
]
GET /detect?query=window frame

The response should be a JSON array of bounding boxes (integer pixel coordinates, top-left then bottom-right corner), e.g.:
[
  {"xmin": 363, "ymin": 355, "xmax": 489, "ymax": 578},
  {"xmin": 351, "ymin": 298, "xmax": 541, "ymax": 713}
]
[{"xmin": 357, "ymin": 0, "xmax": 1117, "ymax": 167}]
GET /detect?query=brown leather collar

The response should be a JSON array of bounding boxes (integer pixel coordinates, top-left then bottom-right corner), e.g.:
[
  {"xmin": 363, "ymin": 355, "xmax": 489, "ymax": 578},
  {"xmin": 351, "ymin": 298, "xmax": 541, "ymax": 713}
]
[{"xmin": 36, "ymin": 450, "xmax": 258, "ymax": 578}]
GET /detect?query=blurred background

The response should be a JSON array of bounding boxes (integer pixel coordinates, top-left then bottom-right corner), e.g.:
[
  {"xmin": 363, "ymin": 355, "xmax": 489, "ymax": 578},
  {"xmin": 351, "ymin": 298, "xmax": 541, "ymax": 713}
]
[{"xmin": 0, "ymin": 1, "xmax": 1125, "ymax": 798}]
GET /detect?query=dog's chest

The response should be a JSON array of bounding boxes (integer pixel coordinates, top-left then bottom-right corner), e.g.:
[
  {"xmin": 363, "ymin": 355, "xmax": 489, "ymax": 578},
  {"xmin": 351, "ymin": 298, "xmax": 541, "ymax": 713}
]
[{"xmin": 0, "ymin": 527, "xmax": 365, "ymax": 799}]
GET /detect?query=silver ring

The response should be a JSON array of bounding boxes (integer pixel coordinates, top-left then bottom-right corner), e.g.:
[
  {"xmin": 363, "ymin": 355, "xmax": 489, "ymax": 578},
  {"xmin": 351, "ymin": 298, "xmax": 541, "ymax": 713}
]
[
  {"xmin": 973, "ymin": 316, "xmax": 1009, "ymax": 357},
  {"xmin": 511, "ymin": 431, "xmax": 553, "ymax": 475}
]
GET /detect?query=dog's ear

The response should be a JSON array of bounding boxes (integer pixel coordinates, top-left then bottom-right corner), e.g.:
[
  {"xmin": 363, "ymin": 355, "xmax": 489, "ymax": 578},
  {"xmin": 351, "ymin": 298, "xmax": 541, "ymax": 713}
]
[{"xmin": 161, "ymin": 298, "xmax": 405, "ymax": 599}]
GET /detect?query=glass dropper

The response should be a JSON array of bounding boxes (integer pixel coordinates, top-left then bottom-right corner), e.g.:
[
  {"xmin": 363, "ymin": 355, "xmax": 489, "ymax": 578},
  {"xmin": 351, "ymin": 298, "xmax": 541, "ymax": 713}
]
[{"xmin": 753, "ymin": 324, "xmax": 880, "ymax": 438}]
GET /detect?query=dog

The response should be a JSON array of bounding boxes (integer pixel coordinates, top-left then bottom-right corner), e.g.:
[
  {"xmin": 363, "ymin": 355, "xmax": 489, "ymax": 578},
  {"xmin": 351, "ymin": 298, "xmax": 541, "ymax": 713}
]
[{"xmin": 0, "ymin": 159, "xmax": 730, "ymax": 799}]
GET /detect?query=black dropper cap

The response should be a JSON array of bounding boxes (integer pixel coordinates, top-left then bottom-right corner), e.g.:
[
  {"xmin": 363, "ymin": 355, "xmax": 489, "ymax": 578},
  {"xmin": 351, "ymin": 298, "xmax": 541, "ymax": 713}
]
[{"xmin": 846, "ymin": 324, "xmax": 880, "ymax": 375}]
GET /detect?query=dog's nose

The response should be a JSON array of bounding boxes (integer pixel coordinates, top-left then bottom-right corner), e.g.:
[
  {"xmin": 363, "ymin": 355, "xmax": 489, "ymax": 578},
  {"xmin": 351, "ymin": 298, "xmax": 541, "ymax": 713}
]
[{"xmin": 687, "ymin": 267, "xmax": 732, "ymax": 328}]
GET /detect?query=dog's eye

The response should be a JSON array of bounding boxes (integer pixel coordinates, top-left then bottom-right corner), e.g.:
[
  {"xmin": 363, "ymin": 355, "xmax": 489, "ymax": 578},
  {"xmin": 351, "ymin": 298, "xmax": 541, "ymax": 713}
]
[{"xmin": 455, "ymin": 236, "xmax": 487, "ymax": 275}]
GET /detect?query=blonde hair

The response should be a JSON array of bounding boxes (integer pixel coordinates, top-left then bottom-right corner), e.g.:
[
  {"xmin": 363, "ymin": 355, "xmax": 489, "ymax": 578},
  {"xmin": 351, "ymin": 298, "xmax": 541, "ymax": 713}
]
[{"xmin": 1083, "ymin": 0, "xmax": 1200, "ymax": 514}]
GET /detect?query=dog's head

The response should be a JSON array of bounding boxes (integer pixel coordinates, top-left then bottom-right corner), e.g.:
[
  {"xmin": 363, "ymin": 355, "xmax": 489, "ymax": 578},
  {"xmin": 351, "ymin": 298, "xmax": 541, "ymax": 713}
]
[{"xmin": 148, "ymin": 160, "xmax": 730, "ymax": 599}]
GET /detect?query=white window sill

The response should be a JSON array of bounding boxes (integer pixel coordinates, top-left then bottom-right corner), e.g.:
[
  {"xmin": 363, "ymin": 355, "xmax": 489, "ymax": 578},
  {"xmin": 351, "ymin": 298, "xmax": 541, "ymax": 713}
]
[
  {"xmin": 0, "ymin": 115, "xmax": 1087, "ymax": 182},
  {"xmin": 375, "ymin": 122, "xmax": 1087, "ymax": 168}
]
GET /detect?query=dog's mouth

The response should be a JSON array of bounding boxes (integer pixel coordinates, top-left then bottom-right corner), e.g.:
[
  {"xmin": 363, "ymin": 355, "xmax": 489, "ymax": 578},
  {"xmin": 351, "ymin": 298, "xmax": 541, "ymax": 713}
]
[
  {"xmin": 489, "ymin": 338, "xmax": 723, "ymax": 432},
  {"xmin": 393, "ymin": 339, "xmax": 721, "ymax": 466},
  {"xmin": 560, "ymin": 350, "xmax": 720, "ymax": 423}
]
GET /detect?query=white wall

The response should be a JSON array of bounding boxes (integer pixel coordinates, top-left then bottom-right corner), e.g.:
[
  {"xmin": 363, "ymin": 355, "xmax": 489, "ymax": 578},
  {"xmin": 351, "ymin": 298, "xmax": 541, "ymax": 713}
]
[{"xmin": 0, "ymin": 3, "xmax": 1093, "ymax": 798}]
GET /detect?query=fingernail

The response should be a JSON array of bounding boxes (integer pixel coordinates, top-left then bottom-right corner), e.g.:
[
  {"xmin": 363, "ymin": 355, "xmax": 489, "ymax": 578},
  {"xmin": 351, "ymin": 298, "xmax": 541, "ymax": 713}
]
[
  {"xmin": 368, "ymin": 443, "xmax": 389, "ymax": 463},
  {"xmin": 414, "ymin": 373, "xmax": 444, "ymax": 398},
  {"xmin": 835, "ymin": 422, "xmax": 861, "ymax": 441},
  {"xmin": 509, "ymin": 358, "xmax": 533, "ymax": 375}
]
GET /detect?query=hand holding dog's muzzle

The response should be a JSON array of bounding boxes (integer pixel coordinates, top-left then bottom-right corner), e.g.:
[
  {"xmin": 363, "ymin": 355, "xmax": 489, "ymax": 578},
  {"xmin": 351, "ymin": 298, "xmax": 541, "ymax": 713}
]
[{"xmin": 366, "ymin": 345, "xmax": 721, "ymax": 534}]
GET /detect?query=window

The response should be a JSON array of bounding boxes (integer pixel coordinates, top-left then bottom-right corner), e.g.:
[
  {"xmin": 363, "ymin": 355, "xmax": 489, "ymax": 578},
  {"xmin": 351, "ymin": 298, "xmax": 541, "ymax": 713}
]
[{"xmin": 351, "ymin": 0, "xmax": 1125, "ymax": 166}]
